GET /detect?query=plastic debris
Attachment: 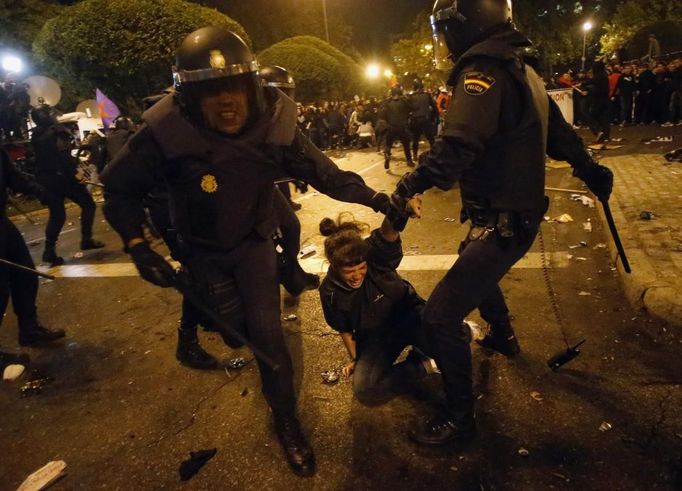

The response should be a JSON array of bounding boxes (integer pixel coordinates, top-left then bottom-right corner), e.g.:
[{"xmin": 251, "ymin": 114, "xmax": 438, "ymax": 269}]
[
  {"xmin": 530, "ymin": 391, "xmax": 543, "ymax": 402},
  {"xmin": 179, "ymin": 448, "xmax": 217, "ymax": 481},
  {"xmin": 517, "ymin": 447, "xmax": 529, "ymax": 457},
  {"xmin": 640, "ymin": 211, "xmax": 654, "ymax": 220},
  {"xmin": 593, "ymin": 243, "xmax": 607, "ymax": 250},
  {"xmin": 575, "ymin": 257, "xmax": 588, "ymax": 262},
  {"xmin": 227, "ymin": 357, "xmax": 247, "ymax": 369},
  {"xmin": 282, "ymin": 314, "xmax": 298, "ymax": 322},
  {"xmin": 569, "ymin": 241, "xmax": 589, "ymax": 249},
  {"xmin": 642, "ymin": 136, "xmax": 673, "ymax": 144},
  {"xmin": 571, "ymin": 194, "xmax": 595, "ymax": 208},
  {"xmin": 20, "ymin": 372, "xmax": 55, "ymax": 397},
  {"xmin": 444, "ymin": 217, "xmax": 457, "ymax": 222},
  {"xmin": 321, "ymin": 370, "xmax": 340, "ymax": 384},
  {"xmin": 550, "ymin": 214, "xmax": 574, "ymax": 223},
  {"xmin": 598, "ymin": 421, "xmax": 613, "ymax": 432},
  {"xmin": 298, "ymin": 245, "xmax": 316, "ymax": 259},
  {"xmin": 3, "ymin": 364, "xmax": 25, "ymax": 381},
  {"xmin": 578, "ymin": 291, "xmax": 592, "ymax": 296},
  {"xmin": 73, "ymin": 252, "xmax": 84, "ymax": 259},
  {"xmin": 17, "ymin": 460, "xmax": 67, "ymax": 491},
  {"xmin": 583, "ymin": 222, "xmax": 593, "ymax": 232}
]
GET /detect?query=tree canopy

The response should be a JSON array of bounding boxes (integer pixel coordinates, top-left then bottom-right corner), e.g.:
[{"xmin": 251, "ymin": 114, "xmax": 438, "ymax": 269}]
[
  {"xmin": 0, "ymin": 0, "xmax": 62, "ymax": 53},
  {"xmin": 33, "ymin": 0, "xmax": 248, "ymax": 112},
  {"xmin": 258, "ymin": 36, "xmax": 361, "ymax": 102}
]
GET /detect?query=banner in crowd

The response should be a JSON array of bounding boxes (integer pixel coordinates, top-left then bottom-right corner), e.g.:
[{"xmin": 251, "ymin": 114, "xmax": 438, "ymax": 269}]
[{"xmin": 547, "ymin": 88, "xmax": 574, "ymax": 126}]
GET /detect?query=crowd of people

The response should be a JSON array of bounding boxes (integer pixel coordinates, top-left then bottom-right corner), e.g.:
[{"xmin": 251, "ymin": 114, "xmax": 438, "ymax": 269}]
[{"xmin": 0, "ymin": 78, "xmax": 31, "ymax": 141}]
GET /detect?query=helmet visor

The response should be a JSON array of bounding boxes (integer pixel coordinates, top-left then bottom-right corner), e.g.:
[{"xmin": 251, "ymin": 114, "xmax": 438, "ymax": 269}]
[{"xmin": 431, "ymin": 16, "xmax": 455, "ymax": 72}]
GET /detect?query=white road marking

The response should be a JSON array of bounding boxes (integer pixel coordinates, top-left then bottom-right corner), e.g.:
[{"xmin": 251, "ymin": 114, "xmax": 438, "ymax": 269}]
[{"xmin": 39, "ymin": 252, "xmax": 570, "ymax": 279}]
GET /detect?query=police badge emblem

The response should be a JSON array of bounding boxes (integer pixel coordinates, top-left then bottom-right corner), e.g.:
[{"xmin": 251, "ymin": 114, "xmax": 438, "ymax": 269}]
[
  {"xmin": 201, "ymin": 174, "xmax": 218, "ymax": 193},
  {"xmin": 463, "ymin": 72, "xmax": 496, "ymax": 96},
  {"xmin": 209, "ymin": 50, "xmax": 226, "ymax": 69}
]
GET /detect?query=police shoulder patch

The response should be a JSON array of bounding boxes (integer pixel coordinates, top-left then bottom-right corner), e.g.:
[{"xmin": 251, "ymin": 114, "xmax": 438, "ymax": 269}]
[{"xmin": 463, "ymin": 72, "xmax": 496, "ymax": 96}]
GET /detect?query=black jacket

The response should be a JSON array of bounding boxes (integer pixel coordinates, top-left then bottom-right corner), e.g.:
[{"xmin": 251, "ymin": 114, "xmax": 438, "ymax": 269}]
[
  {"xmin": 319, "ymin": 229, "xmax": 424, "ymax": 344},
  {"xmin": 1, "ymin": 149, "xmax": 49, "ymax": 220}
]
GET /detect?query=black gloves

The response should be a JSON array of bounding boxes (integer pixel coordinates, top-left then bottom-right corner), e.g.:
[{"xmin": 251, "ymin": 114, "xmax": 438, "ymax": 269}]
[
  {"xmin": 574, "ymin": 162, "xmax": 614, "ymax": 202},
  {"xmin": 129, "ymin": 242, "xmax": 176, "ymax": 288},
  {"xmin": 293, "ymin": 180, "xmax": 308, "ymax": 194}
]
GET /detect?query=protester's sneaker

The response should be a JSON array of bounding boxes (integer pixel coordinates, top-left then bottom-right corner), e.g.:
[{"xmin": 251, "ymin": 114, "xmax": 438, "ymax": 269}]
[
  {"xmin": 273, "ymin": 414, "xmax": 316, "ymax": 477},
  {"xmin": 409, "ymin": 412, "xmax": 476, "ymax": 446},
  {"xmin": 81, "ymin": 238, "xmax": 105, "ymax": 250},
  {"xmin": 18, "ymin": 324, "xmax": 66, "ymax": 346}
]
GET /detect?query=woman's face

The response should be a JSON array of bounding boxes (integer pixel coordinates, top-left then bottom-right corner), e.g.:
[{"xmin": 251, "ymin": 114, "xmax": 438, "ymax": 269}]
[{"xmin": 338, "ymin": 261, "xmax": 368, "ymax": 289}]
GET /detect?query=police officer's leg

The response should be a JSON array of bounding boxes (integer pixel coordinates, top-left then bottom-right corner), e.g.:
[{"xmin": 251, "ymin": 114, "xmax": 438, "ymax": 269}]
[
  {"xmin": 175, "ymin": 295, "xmax": 218, "ymax": 369},
  {"xmin": 400, "ymin": 127, "xmax": 414, "ymax": 165},
  {"xmin": 410, "ymin": 121, "xmax": 421, "ymax": 157},
  {"xmin": 65, "ymin": 181, "xmax": 103, "ymax": 249},
  {"xmin": 384, "ymin": 128, "xmax": 396, "ymax": 168},
  {"xmin": 42, "ymin": 184, "xmax": 66, "ymax": 265},
  {"xmin": 231, "ymin": 238, "xmax": 314, "ymax": 475},
  {"xmin": 413, "ymin": 231, "xmax": 534, "ymax": 444}
]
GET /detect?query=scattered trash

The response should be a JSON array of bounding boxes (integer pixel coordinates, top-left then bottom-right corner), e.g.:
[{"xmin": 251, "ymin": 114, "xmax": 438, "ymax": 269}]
[
  {"xmin": 282, "ymin": 314, "xmax": 298, "ymax": 322},
  {"xmin": 642, "ymin": 136, "xmax": 673, "ymax": 144},
  {"xmin": 593, "ymin": 243, "xmax": 607, "ymax": 250},
  {"xmin": 227, "ymin": 357, "xmax": 248, "ymax": 369},
  {"xmin": 444, "ymin": 217, "xmax": 457, "ymax": 222},
  {"xmin": 240, "ymin": 388, "xmax": 249, "ymax": 397},
  {"xmin": 321, "ymin": 370, "xmax": 340, "ymax": 385},
  {"xmin": 73, "ymin": 252, "xmax": 84, "ymax": 259},
  {"xmin": 598, "ymin": 421, "xmax": 613, "ymax": 432},
  {"xmin": 610, "ymin": 137, "xmax": 625, "ymax": 143},
  {"xmin": 583, "ymin": 222, "xmax": 593, "ymax": 232},
  {"xmin": 578, "ymin": 291, "xmax": 592, "ymax": 296},
  {"xmin": 569, "ymin": 241, "xmax": 589, "ymax": 249},
  {"xmin": 20, "ymin": 372, "xmax": 55, "ymax": 397},
  {"xmin": 517, "ymin": 447, "xmax": 529, "ymax": 457},
  {"xmin": 17, "ymin": 460, "xmax": 67, "ymax": 491},
  {"xmin": 565, "ymin": 254, "xmax": 574, "ymax": 260},
  {"xmin": 550, "ymin": 214, "xmax": 574, "ymax": 223},
  {"xmin": 179, "ymin": 448, "xmax": 217, "ymax": 481},
  {"xmin": 530, "ymin": 391, "xmax": 543, "ymax": 402},
  {"xmin": 575, "ymin": 257, "xmax": 588, "ymax": 262},
  {"xmin": 553, "ymin": 472, "xmax": 570, "ymax": 482},
  {"xmin": 298, "ymin": 245, "xmax": 316, "ymax": 259},
  {"xmin": 640, "ymin": 211, "xmax": 654, "ymax": 220},
  {"xmin": 570, "ymin": 194, "xmax": 595, "ymax": 208},
  {"xmin": 3, "ymin": 364, "xmax": 25, "ymax": 381}
]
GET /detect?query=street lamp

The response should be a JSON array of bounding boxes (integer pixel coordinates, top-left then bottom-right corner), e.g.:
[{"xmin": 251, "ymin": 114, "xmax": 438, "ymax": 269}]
[
  {"xmin": 582, "ymin": 21, "xmax": 593, "ymax": 71},
  {"xmin": 366, "ymin": 63, "xmax": 380, "ymax": 80},
  {"xmin": 1, "ymin": 55, "xmax": 23, "ymax": 74}
]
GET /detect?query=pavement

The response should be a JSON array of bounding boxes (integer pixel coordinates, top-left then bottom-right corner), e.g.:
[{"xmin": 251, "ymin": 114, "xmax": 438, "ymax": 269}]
[{"xmin": 583, "ymin": 124, "xmax": 682, "ymax": 329}]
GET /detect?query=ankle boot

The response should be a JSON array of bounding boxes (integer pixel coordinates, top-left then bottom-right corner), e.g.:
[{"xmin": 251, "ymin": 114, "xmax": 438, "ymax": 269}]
[
  {"xmin": 42, "ymin": 243, "xmax": 64, "ymax": 266},
  {"xmin": 176, "ymin": 328, "xmax": 218, "ymax": 370},
  {"xmin": 273, "ymin": 413, "xmax": 316, "ymax": 477},
  {"xmin": 18, "ymin": 321, "xmax": 65, "ymax": 346},
  {"xmin": 476, "ymin": 321, "xmax": 521, "ymax": 358}
]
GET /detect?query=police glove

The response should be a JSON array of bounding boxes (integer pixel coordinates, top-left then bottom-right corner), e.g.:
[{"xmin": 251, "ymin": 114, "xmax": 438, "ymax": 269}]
[
  {"xmin": 575, "ymin": 163, "xmax": 614, "ymax": 202},
  {"xmin": 129, "ymin": 242, "xmax": 176, "ymax": 288}
]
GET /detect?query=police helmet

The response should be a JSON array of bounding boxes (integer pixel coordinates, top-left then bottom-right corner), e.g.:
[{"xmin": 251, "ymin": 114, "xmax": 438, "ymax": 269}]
[
  {"xmin": 260, "ymin": 65, "xmax": 296, "ymax": 98},
  {"xmin": 30, "ymin": 104, "xmax": 54, "ymax": 127},
  {"xmin": 390, "ymin": 86, "xmax": 403, "ymax": 97},
  {"xmin": 413, "ymin": 78, "xmax": 424, "ymax": 91},
  {"xmin": 172, "ymin": 26, "xmax": 264, "ymax": 130},
  {"xmin": 113, "ymin": 115, "xmax": 134, "ymax": 131},
  {"xmin": 431, "ymin": 0, "xmax": 513, "ymax": 69}
]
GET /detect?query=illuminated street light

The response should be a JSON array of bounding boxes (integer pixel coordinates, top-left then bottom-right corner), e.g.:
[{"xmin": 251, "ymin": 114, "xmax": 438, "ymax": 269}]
[
  {"xmin": 582, "ymin": 21, "xmax": 593, "ymax": 71},
  {"xmin": 2, "ymin": 55, "xmax": 23, "ymax": 74},
  {"xmin": 366, "ymin": 63, "xmax": 380, "ymax": 80},
  {"xmin": 383, "ymin": 69, "xmax": 393, "ymax": 79},
  {"xmin": 424, "ymin": 44, "xmax": 433, "ymax": 52}
]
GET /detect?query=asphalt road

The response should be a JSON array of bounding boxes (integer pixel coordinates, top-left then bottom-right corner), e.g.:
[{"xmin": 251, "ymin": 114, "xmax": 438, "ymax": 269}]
[{"xmin": 1, "ymin": 141, "xmax": 681, "ymax": 490}]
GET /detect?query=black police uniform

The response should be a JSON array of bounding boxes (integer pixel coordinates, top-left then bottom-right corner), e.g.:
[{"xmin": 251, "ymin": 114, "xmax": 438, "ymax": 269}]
[
  {"xmin": 381, "ymin": 95, "xmax": 414, "ymax": 167},
  {"xmin": 31, "ymin": 122, "xmax": 98, "ymax": 259},
  {"xmin": 408, "ymin": 90, "xmax": 438, "ymax": 157},
  {"xmin": 102, "ymin": 88, "xmax": 379, "ymax": 416},
  {"xmin": 320, "ymin": 228, "xmax": 430, "ymax": 405},
  {"xmin": 398, "ymin": 27, "xmax": 611, "ymax": 428}
]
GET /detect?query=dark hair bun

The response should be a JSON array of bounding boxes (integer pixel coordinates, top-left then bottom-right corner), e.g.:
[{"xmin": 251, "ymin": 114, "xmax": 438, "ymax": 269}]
[{"xmin": 319, "ymin": 217, "xmax": 338, "ymax": 237}]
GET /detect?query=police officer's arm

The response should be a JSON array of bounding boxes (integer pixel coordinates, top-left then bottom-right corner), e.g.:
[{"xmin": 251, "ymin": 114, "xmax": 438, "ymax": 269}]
[
  {"xmin": 282, "ymin": 129, "xmax": 382, "ymax": 210},
  {"xmin": 100, "ymin": 125, "xmax": 161, "ymax": 248},
  {"xmin": 400, "ymin": 65, "xmax": 506, "ymax": 195},
  {"xmin": 546, "ymin": 97, "xmax": 613, "ymax": 201}
]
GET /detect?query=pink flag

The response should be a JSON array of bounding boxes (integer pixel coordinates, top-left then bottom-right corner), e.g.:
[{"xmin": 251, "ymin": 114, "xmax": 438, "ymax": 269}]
[{"xmin": 96, "ymin": 88, "xmax": 121, "ymax": 128}]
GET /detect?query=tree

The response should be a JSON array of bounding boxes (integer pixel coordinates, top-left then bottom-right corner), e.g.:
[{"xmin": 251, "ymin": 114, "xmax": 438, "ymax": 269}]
[
  {"xmin": 258, "ymin": 36, "xmax": 361, "ymax": 102},
  {"xmin": 33, "ymin": 0, "xmax": 248, "ymax": 113},
  {"xmin": 389, "ymin": 11, "xmax": 443, "ymax": 88},
  {"xmin": 0, "ymin": 0, "xmax": 62, "ymax": 53}
]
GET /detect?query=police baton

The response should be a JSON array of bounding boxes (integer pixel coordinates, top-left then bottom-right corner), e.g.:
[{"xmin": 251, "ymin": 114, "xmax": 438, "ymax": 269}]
[
  {"xmin": 600, "ymin": 198, "xmax": 631, "ymax": 274},
  {"xmin": 171, "ymin": 273, "xmax": 280, "ymax": 371},
  {"xmin": 0, "ymin": 258, "xmax": 56, "ymax": 280}
]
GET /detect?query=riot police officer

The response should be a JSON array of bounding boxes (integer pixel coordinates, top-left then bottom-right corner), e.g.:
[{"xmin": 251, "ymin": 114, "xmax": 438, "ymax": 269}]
[
  {"xmin": 389, "ymin": 0, "xmax": 614, "ymax": 445},
  {"xmin": 381, "ymin": 86, "xmax": 414, "ymax": 170},
  {"xmin": 408, "ymin": 79, "xmax": 438, "ymax": 160},
  {"xmin": 102, "ymin": 27, "xmax": 388, "ymax": 476},
  {"xmin": 30, "ymin": 105, "xmax": 105, "ymax": 265},
  {"xmin": 106, "ymin": 115, "xmax": 136, "ymax": 159},
  {"xmin": 1, "ymin": 148, "xmax": 65, "ymax": 363}
]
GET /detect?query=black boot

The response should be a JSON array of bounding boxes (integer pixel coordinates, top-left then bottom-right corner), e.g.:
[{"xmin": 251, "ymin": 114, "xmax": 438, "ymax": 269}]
[
  {"xmin": 273, "ymin": 413, "xmax": 316, "ymax": 477},
  {"xmin": 409, "ymin": 411, "xmax": 476, "ymax": 446},
  {"xmin": 176, "ymin": 328, "xmax": 218, "ymax": 370},
  {"xmin": 81, "ymin": 238, "xmax": 105, "ymax": 250},
  {"xmin": 18, "ymin": 322, "xmax": 65, "ymax": 347},
  {"xmin": 476, "ymin": 321, "xmax": 521, "ymax": 358},
  {"xmin": 42, "ymin": 243, "xmax": 64, "ymax": 266},
  {"xmin": 384, "ymin": 154, "xmax": 390, "ymax": 170}
]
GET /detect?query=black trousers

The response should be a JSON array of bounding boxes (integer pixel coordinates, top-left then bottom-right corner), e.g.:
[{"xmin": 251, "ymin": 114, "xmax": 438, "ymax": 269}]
[
  {"xmin": 421, "ymin": 222, "xmax": 539, "ymax": 421},
  {"xmin": 409, "ymin": 117, "xmax": 435, "ymax": 156},
  {"xmin": 39, "ymin": 174, "xmax": 96, "ymax": 246},
  {"xmin": 588, "ymin": 102, "xmax": 611, "ymax": 140},
  {"xmin": 353, "ymin": 309, "xmax": 431, "ymax": 406},
  {"xmin": 185, "ymin": 237, "xmax": 296, "ymax": 415},
  {"xmin": 384, "ymin": 126, "xmax": 413, "ymax": 162},
  {"xmin": 620, "ymin": 94, "xmax": 634, "ymax": 123},
  {"xmin": 0, "ymin": 218, "xmax": 38, "ymax": 329}
]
